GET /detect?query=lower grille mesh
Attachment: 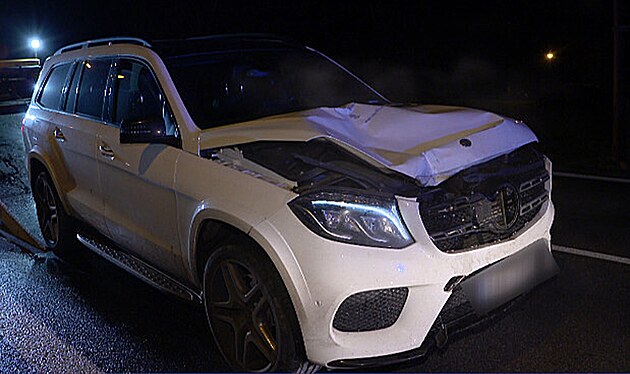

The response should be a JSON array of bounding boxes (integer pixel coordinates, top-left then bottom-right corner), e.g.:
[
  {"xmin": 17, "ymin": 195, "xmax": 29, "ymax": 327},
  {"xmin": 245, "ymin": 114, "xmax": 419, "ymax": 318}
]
[
  {"xmin": 428, "ymin": 285, "xmax": 476, "ymax": 337},
  {"xmin": 333, "ymin": 287, "xmax": 409, "ymax": 332},
  {"xmin": 438, "ymin": 285, "xmax": 475, "ymax": 326}
]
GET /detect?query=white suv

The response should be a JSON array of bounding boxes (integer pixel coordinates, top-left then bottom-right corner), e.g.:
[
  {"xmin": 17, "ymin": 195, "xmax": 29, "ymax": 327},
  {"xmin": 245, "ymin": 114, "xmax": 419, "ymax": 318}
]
[{"xmin": 22, "ymin": 35, "xmax": 558, "ymax": 371}]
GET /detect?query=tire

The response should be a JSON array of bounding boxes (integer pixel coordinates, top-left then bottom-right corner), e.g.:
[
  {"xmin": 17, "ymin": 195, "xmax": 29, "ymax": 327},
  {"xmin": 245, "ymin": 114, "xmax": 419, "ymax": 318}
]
[
  {"xmin": 32, "ymin": 170, "xmax": 78, "ymax": 257},
  {"xmin": 203, "ymin": 244, "xmax": 305, "ymax": 372}
]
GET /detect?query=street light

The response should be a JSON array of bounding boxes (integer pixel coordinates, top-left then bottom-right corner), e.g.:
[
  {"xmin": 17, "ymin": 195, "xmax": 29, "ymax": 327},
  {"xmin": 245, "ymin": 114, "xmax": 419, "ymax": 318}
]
[
  {"xmin": 545, "ymin": 51, "xmax": 555, "ymax": 61},
  {"xmin": 30, "ymin": 38, "xmax": 41, "ymax": 58}
]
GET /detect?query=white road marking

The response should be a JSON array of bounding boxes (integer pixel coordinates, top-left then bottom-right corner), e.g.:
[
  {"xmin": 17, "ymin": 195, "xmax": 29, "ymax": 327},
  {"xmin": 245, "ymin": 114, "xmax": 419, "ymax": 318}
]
[
  {"xmin": 0, "ymin": 287, "xmax": 102, "ymax": 373},
  {"xmin": 552, "ymin": 244, "xmax": 630, "ymax": 265},
  {"xmin": 553, "ymin": 171, "xmax": 630, "ymax": 184}
]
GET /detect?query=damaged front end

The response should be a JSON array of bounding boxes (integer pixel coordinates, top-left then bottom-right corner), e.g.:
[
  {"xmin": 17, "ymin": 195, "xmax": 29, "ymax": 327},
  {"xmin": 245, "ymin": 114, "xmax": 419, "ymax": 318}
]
[
  {"xmin": 201, "ymin": 137, "xmax": 423, "ymax": 197},
  {"xmin": 201, "ymin": 138, "xmax": 422, "ymax": 249},
  {"xmin": 201, "ymin": 137, "xmax": 551, "ymax": 252},
  {"xmin": 418, "ymin": 143, "xmax": 552, "ymax": 252},
  {"xmin": 202, "ymin": 137, "xmax": 557, "ymax": 367}
]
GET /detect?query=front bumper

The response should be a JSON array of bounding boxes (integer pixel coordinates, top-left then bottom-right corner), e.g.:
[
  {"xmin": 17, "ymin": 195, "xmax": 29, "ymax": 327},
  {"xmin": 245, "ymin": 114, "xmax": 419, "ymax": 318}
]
[
  {"xmin": 327, "ymin": 237, "xmax": 558, "ymax": 368},
  {"xmin": 253, "ymin": 196, "xmax": 556, "ymax": 367}
]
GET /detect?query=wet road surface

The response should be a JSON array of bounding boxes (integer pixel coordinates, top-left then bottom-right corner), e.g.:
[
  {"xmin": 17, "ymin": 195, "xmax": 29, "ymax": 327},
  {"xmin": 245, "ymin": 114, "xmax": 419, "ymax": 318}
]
[
  {"xmin": 0, "ymin": 113, "xmax": 42, "ymax": 245},
  {"xmin": 1, "ymin": 112, "xmax": 629, "ymax": 372},
  {"xmin": 0, "ymin": 244, "xmax": 229, "ymax": 372}
]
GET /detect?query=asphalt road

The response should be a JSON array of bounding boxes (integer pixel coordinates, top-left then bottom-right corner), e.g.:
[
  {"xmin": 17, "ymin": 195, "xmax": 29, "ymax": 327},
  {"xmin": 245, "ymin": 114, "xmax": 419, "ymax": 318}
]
[{"xmin": 1, "ymin": 112, "xmax": 629, "ymax": 372}]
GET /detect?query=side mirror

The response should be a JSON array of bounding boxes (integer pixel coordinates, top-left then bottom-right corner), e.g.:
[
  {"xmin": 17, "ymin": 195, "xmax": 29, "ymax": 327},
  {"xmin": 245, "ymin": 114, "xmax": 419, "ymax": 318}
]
[{"xmin": 120, "ymin": 117, "xmax": 168, "ymax": 144}]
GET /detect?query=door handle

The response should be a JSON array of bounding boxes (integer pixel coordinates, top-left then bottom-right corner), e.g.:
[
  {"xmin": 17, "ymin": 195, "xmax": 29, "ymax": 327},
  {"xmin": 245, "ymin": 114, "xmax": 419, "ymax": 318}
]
[
  {"xmin": 53, "ymin": 127, "xmax": 66, "ymax": 142},
  {"xmin": 99, "ymin": 144, "xmax": 115, "ymax": 160}
]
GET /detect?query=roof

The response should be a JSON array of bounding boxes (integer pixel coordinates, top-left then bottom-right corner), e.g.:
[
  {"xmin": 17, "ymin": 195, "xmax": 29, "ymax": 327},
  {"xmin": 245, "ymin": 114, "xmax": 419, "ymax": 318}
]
[
  {"xmin": 151, "ymin": 34, "xmax": 304, "ymax": 59},
  {"xmin": 53, "ymin": 34, "xmax": 303, "ymax": 59}
]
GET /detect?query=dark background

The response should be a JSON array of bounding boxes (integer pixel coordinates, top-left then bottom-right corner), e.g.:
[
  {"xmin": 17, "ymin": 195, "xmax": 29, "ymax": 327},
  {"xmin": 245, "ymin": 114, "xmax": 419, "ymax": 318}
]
[
  {"xmin": 1, "ymin": 0, "xmax": 629, "ymax": 176},
  {"xmin": 0, "ymin": 3, "xmax": 629, "ymax": 372}
]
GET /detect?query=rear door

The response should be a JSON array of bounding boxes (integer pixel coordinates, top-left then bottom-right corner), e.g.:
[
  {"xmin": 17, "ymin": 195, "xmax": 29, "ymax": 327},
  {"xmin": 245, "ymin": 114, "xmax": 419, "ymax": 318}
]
[
  {"xmin": 97, "ymin": 57, "xmax": 185, "ymax": 279},
  {"xmin": 55, "ymin": 58, "xmax": 112, "ymax": 232}
]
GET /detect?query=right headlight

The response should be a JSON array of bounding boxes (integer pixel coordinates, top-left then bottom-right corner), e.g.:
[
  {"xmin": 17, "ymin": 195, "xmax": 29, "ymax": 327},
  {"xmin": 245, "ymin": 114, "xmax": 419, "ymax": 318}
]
[{"xmin": 288, "ymin": 191, "xmax": 414, "ymax": 249}]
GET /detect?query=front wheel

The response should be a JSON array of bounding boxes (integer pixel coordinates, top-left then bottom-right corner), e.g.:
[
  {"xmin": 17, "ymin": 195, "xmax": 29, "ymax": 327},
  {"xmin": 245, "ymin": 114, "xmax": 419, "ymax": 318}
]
[{"xmin": 203, "ymin": 244, "xmax": 305, "ymax": 372}]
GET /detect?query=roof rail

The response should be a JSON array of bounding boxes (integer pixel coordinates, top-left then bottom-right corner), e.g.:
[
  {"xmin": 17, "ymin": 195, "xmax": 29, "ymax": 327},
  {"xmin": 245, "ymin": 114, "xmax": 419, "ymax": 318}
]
[
  {"xmin": 185, "ymin": 33, "xmax": 285, "ymax": 42},
  {"xmin": 54, "ymin": 37, "xmax": 152, "ymax": 56}
]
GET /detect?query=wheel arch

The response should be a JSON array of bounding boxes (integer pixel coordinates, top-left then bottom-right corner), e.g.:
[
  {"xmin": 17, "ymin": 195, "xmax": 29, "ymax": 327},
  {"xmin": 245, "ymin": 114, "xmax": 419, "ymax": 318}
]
[
  {"xmin": 28, "ymin": 149, "xmax": 75, "ymax": 215},
  {"xmin": 189, "ymin": 209, "xmax": 311, "ymax": 342}
]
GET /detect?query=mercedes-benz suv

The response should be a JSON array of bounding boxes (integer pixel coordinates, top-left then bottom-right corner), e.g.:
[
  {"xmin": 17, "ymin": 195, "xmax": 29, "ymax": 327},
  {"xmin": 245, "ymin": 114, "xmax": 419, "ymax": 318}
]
[{"xmin": 22, "ymin": 35, "xmax": 558, "ymax": 371}]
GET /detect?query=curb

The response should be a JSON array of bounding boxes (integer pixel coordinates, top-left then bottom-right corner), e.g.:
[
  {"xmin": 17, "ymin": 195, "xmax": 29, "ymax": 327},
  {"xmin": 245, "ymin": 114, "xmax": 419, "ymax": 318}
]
[{"xmin": 0, "ymin": 199, "xmax": 44, "ymax": 254}]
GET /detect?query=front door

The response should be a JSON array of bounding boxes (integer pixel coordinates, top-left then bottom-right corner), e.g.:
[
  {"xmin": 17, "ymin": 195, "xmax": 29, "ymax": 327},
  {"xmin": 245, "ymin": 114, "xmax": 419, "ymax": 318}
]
[{"xmin": 97, "ymin": 58, "xmax": 185, "ymax": 279}]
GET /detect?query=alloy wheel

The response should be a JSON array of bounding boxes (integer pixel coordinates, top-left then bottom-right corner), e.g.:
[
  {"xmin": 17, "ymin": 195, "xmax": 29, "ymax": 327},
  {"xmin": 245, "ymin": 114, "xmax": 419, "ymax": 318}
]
[
  {"xmin": 207, "ymin": 259, "xmax": 280, "ymax": 372},
  {"xmin": 34, "ymin": 173, "xmax": 59, "ymax": 246}
]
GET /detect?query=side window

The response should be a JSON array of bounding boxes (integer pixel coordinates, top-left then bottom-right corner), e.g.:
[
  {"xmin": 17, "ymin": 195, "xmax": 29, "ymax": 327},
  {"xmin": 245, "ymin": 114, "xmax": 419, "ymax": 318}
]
[
  {"xmin": 38, "ymin": 63, "xmax": 71, "ymax": 110},
  {"xmin": 113, "ymin": 59, "xmax": 178, "ymax": 138},
  {"xmin": 76, "ymin": 59, "xmax": 111, "ymax": 119}
]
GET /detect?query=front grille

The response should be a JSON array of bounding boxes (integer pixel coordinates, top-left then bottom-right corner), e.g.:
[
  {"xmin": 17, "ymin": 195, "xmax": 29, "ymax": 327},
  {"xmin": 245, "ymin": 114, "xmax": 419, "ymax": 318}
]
[
  {"xmin": 419, "ymin": 144, "xmax": 549, "ymax": 252},
  {"xmin": 333, "ymin": 287, "xmax": 409, "ymax": 332}
]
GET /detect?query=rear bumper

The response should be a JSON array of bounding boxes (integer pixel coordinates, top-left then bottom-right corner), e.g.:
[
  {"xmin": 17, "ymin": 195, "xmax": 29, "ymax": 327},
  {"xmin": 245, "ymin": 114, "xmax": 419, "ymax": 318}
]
[{"xmin": 327, "ymin": 239, "xmax": 559, "ymax": 369}]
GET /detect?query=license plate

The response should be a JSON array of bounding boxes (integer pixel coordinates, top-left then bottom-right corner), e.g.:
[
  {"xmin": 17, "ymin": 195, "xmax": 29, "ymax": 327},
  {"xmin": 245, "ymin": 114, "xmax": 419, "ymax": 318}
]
[{"xmin": 460, "ymin": 240, "xmax": 559, "ymax": 316}]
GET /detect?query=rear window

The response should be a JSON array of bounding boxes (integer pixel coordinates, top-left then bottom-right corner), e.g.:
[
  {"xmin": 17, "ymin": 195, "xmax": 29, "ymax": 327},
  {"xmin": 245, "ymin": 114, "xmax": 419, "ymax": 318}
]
[
  {"xmin": 75, "ymin": 59, "xmax": 111, "ymax": 119},
  {"xmin": 38, "ymin": 63, "xmax": 71, "ymax": 110}
]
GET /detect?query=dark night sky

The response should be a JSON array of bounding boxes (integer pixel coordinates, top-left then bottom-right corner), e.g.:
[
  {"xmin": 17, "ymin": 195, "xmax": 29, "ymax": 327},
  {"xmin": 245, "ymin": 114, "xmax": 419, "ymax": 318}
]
[
  {"xmin": 1, "ymin": 1, "xmax": 620, "ymax": 100},
  {"xmin": 0, "ymin": 1, "xmax": 613, "ymax": 65}
]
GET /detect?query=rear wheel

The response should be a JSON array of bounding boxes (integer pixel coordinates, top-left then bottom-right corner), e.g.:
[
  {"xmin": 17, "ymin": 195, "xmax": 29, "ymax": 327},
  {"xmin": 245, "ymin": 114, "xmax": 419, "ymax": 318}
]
[
  {"xmin": 203, "ymin": 244, "xmax": 305, "ymax": 372},
  {"xmin": 33, "ymin": 170, "xmax": 78, "ymax": 257}
]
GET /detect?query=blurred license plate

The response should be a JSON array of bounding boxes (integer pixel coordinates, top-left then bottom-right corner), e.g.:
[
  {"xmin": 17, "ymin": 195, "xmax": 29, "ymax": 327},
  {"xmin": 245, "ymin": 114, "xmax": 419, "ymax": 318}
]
[{"xmin": 461, "ymin": 240, "xmax": 559, "ymax": 316}]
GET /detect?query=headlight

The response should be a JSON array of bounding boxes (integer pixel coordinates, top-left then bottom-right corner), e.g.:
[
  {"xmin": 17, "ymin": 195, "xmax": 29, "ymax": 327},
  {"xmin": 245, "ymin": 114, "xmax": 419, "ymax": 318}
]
[{"xmin": 289, "ymin": 191, "xmax": 414, "ymax": 249}]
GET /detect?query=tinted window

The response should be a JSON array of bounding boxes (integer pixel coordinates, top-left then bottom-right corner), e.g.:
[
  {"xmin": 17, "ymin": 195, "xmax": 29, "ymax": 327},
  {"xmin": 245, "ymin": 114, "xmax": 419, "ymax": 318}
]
[
  {"xmin": 38, "ymin": 63, "xmax": 70, "ymax": 110},
  {"xmin": 165, "ymin": 49, "xmax": 385, "ymax": 129},
  {"xmin": 76, "ymin": 59, "xmax": 111, "ymax": 119},
  {"xmin": 113, "ymin": 60, "xmax": 162, "ymax": 124},
  {"xmin": 113, "ymin": 59, "xmax": 177, "ymax": 137}
]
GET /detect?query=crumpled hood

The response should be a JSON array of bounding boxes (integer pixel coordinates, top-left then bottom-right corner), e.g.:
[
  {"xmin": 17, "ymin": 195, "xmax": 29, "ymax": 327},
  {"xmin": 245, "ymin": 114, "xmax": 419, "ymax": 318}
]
[{"xmin": 198, "ymin": 103, "xmax": 537, "ymax": 186}]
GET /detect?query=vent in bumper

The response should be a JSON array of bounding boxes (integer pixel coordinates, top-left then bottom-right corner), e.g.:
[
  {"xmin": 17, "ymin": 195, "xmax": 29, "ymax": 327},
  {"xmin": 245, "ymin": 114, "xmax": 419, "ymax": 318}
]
[
  {"xmin": 419, "ymin": 144, "xmax": 549, "ymax": 252},
  {"xmin": 432, "ymin": 285, "xmax": 476, "ymax": 330},
  {"xmin": 333, "ymin": 287, "xmax": 409, "ymax": 332}
]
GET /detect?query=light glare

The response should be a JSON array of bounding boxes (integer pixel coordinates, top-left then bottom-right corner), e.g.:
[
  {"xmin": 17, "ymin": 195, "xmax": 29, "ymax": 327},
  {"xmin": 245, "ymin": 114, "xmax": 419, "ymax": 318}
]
[{"xmin": 30, "ymin": 39, "xmax": 41, "ymax": 50}]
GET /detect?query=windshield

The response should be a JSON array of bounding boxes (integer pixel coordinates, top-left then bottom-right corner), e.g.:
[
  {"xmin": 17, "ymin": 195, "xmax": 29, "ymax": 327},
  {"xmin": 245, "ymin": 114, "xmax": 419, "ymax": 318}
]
[{"xmin": 164, "ymin": 48, "xmax": 386, "ymax": 129}]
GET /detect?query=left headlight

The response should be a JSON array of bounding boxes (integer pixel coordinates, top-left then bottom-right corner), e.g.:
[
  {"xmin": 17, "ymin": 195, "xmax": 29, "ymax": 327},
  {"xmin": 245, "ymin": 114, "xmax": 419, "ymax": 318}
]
[{"xmin": 288, "ymin": 191, "xmax": 414, "ymax": 249}]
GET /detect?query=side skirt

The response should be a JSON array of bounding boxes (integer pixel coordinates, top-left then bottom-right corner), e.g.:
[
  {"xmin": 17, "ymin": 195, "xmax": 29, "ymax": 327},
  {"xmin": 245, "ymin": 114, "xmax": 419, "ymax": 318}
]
[{"xmin": 76, "ymin": 232, "xmax": 202, "ymax": 304}]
